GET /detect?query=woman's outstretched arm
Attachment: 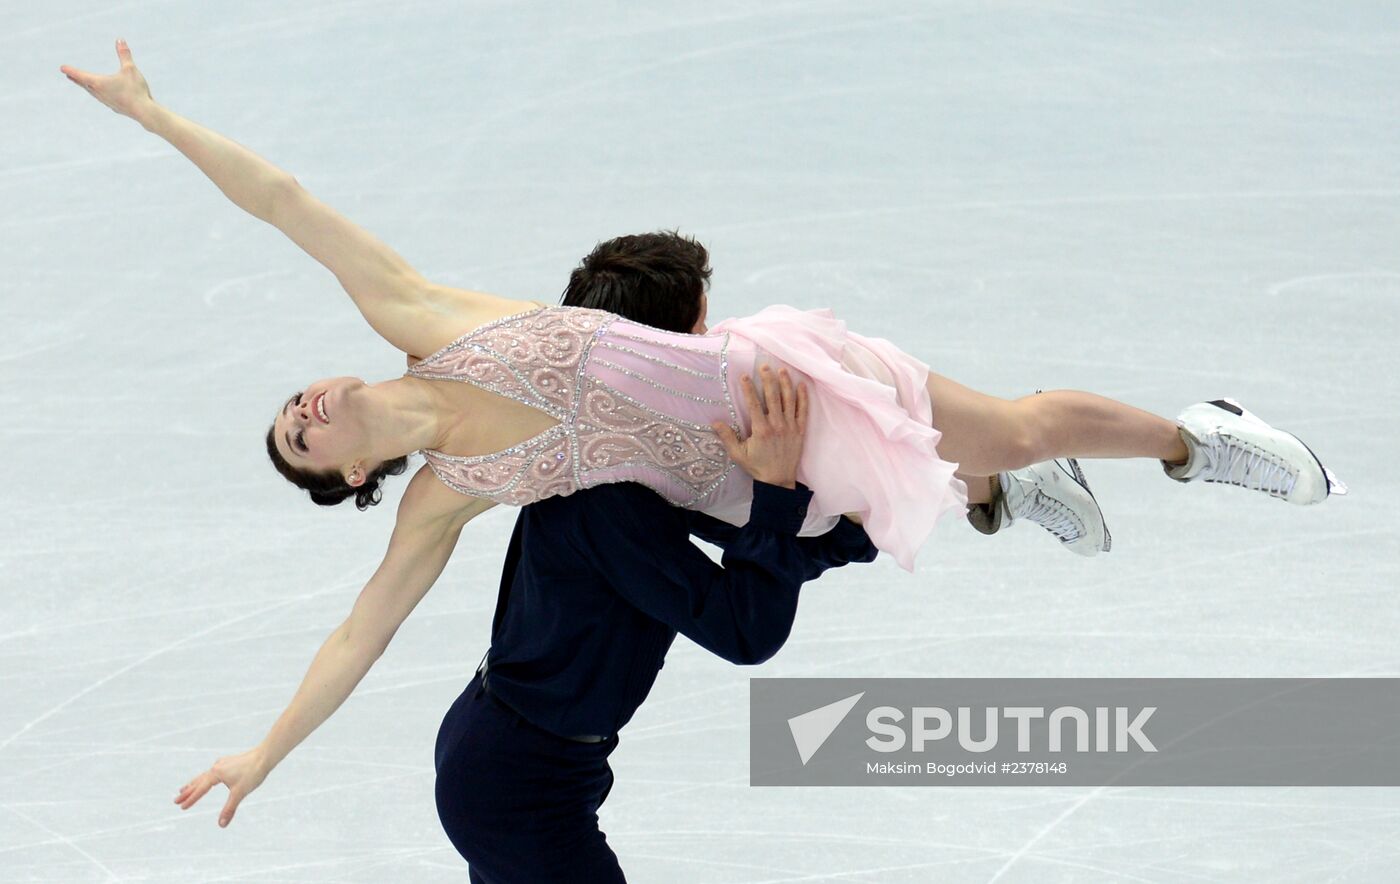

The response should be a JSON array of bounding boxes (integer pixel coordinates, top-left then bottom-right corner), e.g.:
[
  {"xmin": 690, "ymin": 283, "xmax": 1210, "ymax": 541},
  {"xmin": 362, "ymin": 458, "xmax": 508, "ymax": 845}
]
[
  {"xmin": 173, "ymin": 469, "xmax": 494, "ymax": 827},
  {"xmin": 61, "ymin": 41, "xmax": 520, "ymax": 355}
]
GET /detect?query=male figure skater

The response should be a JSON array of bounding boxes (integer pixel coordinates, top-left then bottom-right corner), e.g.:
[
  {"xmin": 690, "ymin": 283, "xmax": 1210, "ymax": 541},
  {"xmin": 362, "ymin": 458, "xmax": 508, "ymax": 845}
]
[
  {"xmin": 432, "ymin": 359, "xmax": 872, "ymax": 881},
  {"xmin": 431, "ymin": 233, "xmax": 1113, "ymax": 881}
]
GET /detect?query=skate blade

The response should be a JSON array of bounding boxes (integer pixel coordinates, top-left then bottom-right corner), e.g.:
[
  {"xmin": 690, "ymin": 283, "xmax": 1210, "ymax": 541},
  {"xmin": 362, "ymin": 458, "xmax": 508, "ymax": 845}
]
[{"xmin": 1323, "ymin": 466, "xmax": 1348, "ymax": 496}]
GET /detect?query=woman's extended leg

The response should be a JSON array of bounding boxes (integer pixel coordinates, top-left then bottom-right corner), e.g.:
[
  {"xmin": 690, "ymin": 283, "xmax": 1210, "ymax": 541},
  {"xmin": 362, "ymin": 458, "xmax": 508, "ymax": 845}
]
[
  {"xmin": 927, "ymin": 373, "xmax": 1340, "ymax": 513},
  {"xmin": 927, "ymin": 374, "xmax": 1188, "ymax": 477}
]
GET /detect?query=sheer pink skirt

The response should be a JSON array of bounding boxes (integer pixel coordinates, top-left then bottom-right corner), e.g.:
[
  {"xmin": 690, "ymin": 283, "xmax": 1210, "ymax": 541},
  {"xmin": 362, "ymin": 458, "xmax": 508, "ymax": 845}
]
[{"xmin": 711, "ymin": 306, "xmax": 968, "ymax": 572}]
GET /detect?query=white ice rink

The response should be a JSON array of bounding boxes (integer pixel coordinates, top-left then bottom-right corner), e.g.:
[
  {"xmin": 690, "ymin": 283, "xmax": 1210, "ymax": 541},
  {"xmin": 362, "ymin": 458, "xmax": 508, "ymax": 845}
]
[{"xmin": 5, "ymin": 1, "xmax": 1399, "ymax": 881}]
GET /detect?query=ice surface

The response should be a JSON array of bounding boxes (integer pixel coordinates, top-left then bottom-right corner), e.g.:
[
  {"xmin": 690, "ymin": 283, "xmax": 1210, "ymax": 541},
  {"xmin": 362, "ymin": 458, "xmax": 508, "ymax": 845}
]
[{"xmin": 4, "ymin": 1, "xmax": 1399, "ymax": 881}]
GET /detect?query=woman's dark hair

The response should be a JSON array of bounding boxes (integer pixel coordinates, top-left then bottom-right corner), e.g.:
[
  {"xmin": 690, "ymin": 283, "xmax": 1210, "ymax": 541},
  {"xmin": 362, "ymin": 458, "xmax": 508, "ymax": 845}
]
[
  {"xmin": 560, "ymin": 230, "xmax": 711, "ymax": 333},
  {"xmin": 264, "ymin": 425, "xmax": 409, "ymax": 511}
]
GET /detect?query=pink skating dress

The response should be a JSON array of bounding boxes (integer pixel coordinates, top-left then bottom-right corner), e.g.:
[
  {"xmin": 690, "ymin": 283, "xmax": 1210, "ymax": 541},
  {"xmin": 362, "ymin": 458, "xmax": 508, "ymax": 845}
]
[{"xmin": 405, "ymin": 304, "xmax": 968, "ymax": 571}]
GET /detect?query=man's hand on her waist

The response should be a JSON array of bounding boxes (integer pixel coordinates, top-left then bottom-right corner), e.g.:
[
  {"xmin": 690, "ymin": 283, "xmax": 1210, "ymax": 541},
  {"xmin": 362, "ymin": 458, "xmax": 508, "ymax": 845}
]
[{"xmin": 713, "ymin": 365, "xmax": 808, "ymax": 489}]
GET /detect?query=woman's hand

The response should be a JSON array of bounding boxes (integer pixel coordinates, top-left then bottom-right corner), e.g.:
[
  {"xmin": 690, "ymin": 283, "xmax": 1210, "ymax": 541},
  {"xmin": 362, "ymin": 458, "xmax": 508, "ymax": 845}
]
[
  {"xmin": 714, "ymin": 365, "xmax": 809, "ymax": 489},
  {"xmin": 60, "ymin": 40, "xmax": 156, "ymax": 125},
  {"xmin": 175, "ymin": 747, "xmax": 271, "ymax": 828}
]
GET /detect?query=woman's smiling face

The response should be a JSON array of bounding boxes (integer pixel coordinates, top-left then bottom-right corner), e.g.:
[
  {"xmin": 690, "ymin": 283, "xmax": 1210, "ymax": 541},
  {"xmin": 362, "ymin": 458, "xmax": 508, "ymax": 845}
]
[{"xmin": 271, "ymin": 376, "xmax": 370, "ymax": 481}]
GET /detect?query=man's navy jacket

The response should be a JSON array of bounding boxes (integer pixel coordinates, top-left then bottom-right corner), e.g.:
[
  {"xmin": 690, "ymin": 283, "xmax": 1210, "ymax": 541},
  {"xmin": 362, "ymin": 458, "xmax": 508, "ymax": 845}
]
[{"xmin": 482, "ymin": 481, "xmax": 878, "ymax": 738}]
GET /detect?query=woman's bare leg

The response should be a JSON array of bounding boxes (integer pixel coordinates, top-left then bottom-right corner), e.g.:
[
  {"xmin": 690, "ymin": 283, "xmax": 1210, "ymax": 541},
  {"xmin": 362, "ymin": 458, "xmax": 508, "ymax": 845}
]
[{"xmin": 927, "ymin": 373, "xmax": 1189, "ymax": 477}]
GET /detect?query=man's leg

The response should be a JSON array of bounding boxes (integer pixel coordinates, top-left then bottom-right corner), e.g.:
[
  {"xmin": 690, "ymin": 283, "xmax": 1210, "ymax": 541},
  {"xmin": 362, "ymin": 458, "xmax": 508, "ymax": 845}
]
[{"xmin": 436, "ymin": 675, "xmax": 625, "ymax": 882}]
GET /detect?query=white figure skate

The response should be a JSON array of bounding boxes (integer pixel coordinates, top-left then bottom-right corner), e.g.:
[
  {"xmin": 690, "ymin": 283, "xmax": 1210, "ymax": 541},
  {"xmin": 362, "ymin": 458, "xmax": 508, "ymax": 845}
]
[
  {"xmin": 970, "ymin": 459, "xmax": 1112, "ymax": 556},
  {"xmin": 1164, "ymin": 398, "xmax": 1347, "ymax": 504}
]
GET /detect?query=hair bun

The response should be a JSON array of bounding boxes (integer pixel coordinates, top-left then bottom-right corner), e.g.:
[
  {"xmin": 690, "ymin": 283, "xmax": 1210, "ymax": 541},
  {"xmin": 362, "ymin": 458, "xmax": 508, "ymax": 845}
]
[{"xmin": 266, "ymin": 424, "xmax": 410, "ymax": 511}]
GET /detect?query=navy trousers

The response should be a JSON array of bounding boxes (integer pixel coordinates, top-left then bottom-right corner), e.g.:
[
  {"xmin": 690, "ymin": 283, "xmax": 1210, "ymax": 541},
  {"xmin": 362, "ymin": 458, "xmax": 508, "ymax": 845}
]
[{"xmin": 434, "ymin": 673, "xmax": 626, "ymax": 882}]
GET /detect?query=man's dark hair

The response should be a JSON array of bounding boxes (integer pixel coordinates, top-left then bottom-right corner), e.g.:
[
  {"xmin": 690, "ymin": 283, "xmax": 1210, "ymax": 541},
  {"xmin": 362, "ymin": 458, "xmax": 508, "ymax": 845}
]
[{"xmin": 560, "ymin": 230, "xmax": 711, "ymax": 333}]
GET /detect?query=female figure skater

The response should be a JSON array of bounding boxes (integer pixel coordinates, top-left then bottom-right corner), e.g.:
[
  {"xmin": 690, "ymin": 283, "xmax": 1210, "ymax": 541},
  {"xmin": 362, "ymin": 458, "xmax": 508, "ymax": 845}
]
[
  {"xmin": 61, "ymin": 42, "xmax": 1342, "ymax": 570},
  {"xmin": 62, "ymin": 40, "xmax": 1343, "ymax": 845}
]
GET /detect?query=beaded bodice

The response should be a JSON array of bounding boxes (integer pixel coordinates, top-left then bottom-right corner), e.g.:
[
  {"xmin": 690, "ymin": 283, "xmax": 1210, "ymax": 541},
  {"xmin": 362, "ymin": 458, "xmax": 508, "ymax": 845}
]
[{"xmin": 405, "ymin": 305, "xmax": 744, "ymax": 510}]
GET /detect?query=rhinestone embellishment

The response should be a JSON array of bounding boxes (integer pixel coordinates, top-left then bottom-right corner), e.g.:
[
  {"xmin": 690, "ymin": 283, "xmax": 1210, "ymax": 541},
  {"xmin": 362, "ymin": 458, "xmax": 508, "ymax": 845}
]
[{"xmin": 406, "ymin": 307, "xmax": 741, "ymax": 509}]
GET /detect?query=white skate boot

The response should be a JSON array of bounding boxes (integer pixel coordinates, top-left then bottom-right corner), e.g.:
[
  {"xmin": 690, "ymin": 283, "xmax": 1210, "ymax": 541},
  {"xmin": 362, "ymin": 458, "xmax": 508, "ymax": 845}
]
[
  {"xmin": 1163, "ymin": 398, "xmax": 1347, "ymax": 504},
  {"xmin": 970, "ymin": 459, "xmax": 1111, "ymax": 556}
]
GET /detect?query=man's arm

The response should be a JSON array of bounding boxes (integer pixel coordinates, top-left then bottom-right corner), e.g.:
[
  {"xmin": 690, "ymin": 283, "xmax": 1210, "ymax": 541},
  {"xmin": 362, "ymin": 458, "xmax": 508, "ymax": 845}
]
[
  {"xmin": 686, "ymin": 511, "xmax": 877, "ymax": 579},
  {"xmin": 700, "ymin": 364, "xmax": 877, "ymax": 577},
  {"xmin": 573, "ymin": 365, "xmax": 873, "ymax": 665},
  {"xmin": 572, "ymin": 482, "xmax": 829, "ymax": 665}
]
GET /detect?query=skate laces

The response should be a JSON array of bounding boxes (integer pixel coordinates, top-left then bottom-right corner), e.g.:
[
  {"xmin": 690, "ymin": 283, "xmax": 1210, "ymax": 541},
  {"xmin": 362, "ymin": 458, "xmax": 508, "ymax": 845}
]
[
  {"xmin": 1201, "ymin": 433, "xmax": 1297, "ymax": 499},
  {"xmin": 1018, "ymin": 492, "xmax": 1084, "ymax": 543}
]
